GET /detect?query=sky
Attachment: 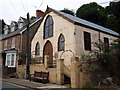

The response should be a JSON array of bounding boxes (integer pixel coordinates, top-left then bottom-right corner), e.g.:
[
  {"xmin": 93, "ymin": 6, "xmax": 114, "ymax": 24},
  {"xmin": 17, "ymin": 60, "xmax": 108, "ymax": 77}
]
[{"xmin": 0, "ymin": 0, "xmax": 115, "ymax": 24}]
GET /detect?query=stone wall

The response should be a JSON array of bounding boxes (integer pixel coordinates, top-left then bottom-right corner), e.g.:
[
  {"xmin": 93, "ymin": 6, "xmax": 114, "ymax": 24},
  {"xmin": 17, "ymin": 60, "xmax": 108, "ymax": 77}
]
[{"xmin": 17, "ymin": 64, "xmax": 57, "ymax": 83}]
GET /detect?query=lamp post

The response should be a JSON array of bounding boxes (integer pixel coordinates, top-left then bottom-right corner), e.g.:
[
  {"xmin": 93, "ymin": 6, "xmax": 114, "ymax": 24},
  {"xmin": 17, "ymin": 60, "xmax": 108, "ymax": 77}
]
[{"xmin": 26, "ymin": 13, "xmax": 30, "ymax": 80}]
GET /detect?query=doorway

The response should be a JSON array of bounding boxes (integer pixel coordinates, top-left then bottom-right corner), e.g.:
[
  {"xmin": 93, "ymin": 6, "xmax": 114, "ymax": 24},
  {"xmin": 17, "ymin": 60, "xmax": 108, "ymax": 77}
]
[{"xmin": 43, "ymin": 41, "xmax": 53, "ymax": 68}]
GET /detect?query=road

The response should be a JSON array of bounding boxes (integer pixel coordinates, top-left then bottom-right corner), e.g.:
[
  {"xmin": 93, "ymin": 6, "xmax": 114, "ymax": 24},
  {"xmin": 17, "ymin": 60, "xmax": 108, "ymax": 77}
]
[{"xmin": 2, "ymin": 81, "xmax": 30, "ymax": 89}]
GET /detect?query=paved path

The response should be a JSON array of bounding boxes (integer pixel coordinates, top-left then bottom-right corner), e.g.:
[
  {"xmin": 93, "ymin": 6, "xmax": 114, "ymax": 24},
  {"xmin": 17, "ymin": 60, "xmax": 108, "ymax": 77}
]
[
  {"xmin": 2, "ymin": 81, "xmax": 29, "ymax": 89},
  {"xmin": 2, "ymin": 78, "xmax": 69, "ymax": 89}
]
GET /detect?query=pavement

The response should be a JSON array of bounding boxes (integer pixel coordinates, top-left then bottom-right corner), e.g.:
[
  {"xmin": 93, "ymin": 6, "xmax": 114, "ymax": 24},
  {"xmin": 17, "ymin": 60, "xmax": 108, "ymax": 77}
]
[{"xmin": 2, "ymin": 78, "xmax": 70, "ymax": 89}]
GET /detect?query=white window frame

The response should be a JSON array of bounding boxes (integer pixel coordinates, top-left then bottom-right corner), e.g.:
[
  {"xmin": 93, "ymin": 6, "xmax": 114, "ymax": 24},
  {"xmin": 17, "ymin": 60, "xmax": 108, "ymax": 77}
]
[
  {"xmin": 11, "ymin": 38, "xmax": 15, "ymax": 48},
  {"xmin": 4, "ymin": 29, "xmax": 8, "ymax": 34},
  {"xmin": 4, "ymin": 40, "xmax": 7, "ymax": 50},
  {"xmin": 19, "ymin": 23, "xmax": 23, "ymax": 29},
  {"xmin": 5, "ymin": 53, "xmax": 16, "ymax": 67},
  {"xmin": 11, "ymin": 26, "xmax": 15, "ymax": 32}
]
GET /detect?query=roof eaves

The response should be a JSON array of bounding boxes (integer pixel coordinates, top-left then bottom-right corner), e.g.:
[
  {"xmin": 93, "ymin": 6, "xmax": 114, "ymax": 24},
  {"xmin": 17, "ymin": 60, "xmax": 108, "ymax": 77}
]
[
  {"xmin": 20, "ymin": 17, "xmax": 42, "ymax": 34},
  {"xmin": 48, "ymin": 7, "xmax": 75, "ymax": 24}
]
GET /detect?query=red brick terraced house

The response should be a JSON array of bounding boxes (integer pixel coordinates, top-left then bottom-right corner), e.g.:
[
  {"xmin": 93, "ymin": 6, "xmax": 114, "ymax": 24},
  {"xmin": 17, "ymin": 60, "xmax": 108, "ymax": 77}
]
[{"xmin": 0, "ymin": 10, "xmax": 44, "ymax": 77}]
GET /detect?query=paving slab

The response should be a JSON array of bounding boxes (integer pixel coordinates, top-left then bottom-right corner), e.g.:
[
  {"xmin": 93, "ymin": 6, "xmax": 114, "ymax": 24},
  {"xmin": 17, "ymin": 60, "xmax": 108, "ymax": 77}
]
[{"xmin": 2, "ymin": 78, "xmax": 69, "ymax": 89}]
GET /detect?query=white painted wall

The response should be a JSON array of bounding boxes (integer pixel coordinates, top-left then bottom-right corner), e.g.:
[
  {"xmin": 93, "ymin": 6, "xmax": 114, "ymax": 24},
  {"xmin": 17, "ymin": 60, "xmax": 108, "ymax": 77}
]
[
  {"xmin": 74, "ymin": 25, "xmax": 118, "ymax": 58},
  {"xmin": 31, "ymin": 11, "xmax": 118, "ymax": 65},
  {"xmin": 31, "ymin": 11, "xmax": 75, "ymax": 65}
]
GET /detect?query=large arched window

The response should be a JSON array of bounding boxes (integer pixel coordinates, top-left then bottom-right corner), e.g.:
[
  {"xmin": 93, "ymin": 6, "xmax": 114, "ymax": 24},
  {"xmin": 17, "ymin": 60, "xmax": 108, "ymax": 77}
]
[
  {"xmin": 35, "ymin": 42, "xmax": 40, "ymax": 55},
  {"xmin": 58, "ymin": 34, "xmax": 65, "ymax": 51},
  {"xmin": 44, "ymin": 15, "xmax": 53, "ymax": 39}
]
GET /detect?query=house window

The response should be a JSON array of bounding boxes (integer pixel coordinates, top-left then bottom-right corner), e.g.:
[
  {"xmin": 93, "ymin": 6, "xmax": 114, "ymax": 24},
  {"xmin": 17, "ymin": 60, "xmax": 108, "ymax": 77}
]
[
  {"xmin": 35, "ymin": 42, "xmax": 40, "ymax": 55},
  {"xmin": 19, "ymin": 23, "xmax": 23, "ymax": 29},
  {"xmin": 44, "ymin": 15, "xmax": 53, "ymax": 39},
  {"xmin": 4, "ymin": 30, "xmax": 8, "ymax": 34},
  {"xmin": 84, "ymin": 31, "xmax": 91, "ymax": 50},
  {"xmin": 104, "ymin": 37, "xmax": 109, "ymax": 51},
  {"xmin": 58, "ymin": 34, "xmax": 65, "ymax": 51},
  {"xmin": 4, "ymin": 40, "xmax": 7, "ymax": 50},
  {"xmin": 11, "ymin": 26, "xmax": 15, "ymax": 32},
  {"xmin": 5, "ymin": 53, "xmax": 16, "ymax": 67},
  {"xmin": 11, "ymin": 37, "xmax": 15, "ymax": 48}
]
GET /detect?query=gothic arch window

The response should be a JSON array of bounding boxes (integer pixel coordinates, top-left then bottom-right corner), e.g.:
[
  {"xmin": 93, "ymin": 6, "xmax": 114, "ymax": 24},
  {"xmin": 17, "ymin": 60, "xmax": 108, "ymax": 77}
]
[
  {"xmin": 35, "ymin": 42, "xmax": 40, "ymax": 55},
  {"xmin": 58, "ymin": 34, "xmax": 65, "ymax": 51},
  {"xmin": 44, "ymin": 15, "xmax": 53, "ymax": 39}
]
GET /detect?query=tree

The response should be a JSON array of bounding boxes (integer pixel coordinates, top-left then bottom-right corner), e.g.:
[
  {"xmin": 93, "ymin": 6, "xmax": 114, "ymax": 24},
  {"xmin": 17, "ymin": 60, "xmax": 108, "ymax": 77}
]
[
  {"xmin": 105, "ymin": 1, "xmax": 120, "ymax": 34},
  {"xmin": 60, "ymin": 8, "xmax": 75, "ymax": 16},
  {"xmin": 30, "ymin": 16, "xmax": 36, "ymax": 20},
  {"xmin": 76, "ymin": 2, "xmax": 107, "ymax": 26}
]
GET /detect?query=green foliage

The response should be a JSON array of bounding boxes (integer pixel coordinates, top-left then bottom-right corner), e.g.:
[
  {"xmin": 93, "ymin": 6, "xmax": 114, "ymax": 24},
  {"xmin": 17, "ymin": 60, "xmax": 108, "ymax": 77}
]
[
  {"xmin": 83, "ymin": 82, "xmax": 99, "ymax": 88},
  {"xmin": 75, "ymin": 1, "xmax": 120, "ymax": 33},
  {"xmin": 60, "ymin": 8, "xmax": 75, "ymax": 16},
  {"xmin": 87, "ymin": 64, "xmax": 99, "ymax": 72},
  {"xmin": 76, "ymin": 2, "xmax": 107, "ymax": 26},
  {"xmin": 105, "ymin": 1, "xmax": 120, "ymax": 34},
  {"xmin": 81, "ymin": 54, "xmax": 92, "ymax": 61},
  {"xmin": 96, "ymin": 53, "xmax": 112, "ymax": 66},
  {"xmin": 109, "ymin": 39, "xmax": 120, "ymax": 77},
  {"xmin": 31, "ymin": 16, "xmax": 36, "ymax": 20},
  {"xmin": 18, "ymin": 52, "xmax": 26, "ymax": 65},
  {"xmin": 18, "ymin": 52, "xmax": 26, "ymax": 60}
]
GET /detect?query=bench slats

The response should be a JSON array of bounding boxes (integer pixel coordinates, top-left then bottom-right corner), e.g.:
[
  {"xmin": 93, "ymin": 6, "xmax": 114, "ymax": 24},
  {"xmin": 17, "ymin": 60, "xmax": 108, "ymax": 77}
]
[{"xmin": 30, "ymin": 71, "xmax": 49, "ymax": 83}]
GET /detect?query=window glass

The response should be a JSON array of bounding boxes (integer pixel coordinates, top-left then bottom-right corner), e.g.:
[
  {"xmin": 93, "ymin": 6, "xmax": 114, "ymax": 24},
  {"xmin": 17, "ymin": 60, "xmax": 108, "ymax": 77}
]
[
  {"xmin": 5, "ymin": 53, "xmax": 16, "ymax": 67},
  {"xmin": 58, "ymin": 34, "xmax": 65, "ymax": 51},
  {"xmin": 6, "ymin": 55, "xmax": 10, "ymax": 66},
  {"xmin": 45, "ymin": 28, "xmax": 49, "ymax": 38},
  {"xmin": 19, "ymin": 23, "xmax": 23, "ymax": 29},
  {"xmin": 45, "ymin": 19, "xmax": 49, "ymax": 27},
  {"xmin": 11, "ymin": 27, "xmax": 15, "ymax": 32},
  {"xmin": 49, "ymin": 25, "xmax": 53, "ymax": 37},
  {"xmin": 84, "ymin": 31, "xmax": 91, "ymax": 50},
  {"xmin": 11, "ymin": 38, "xmax": 15, "ymax": 48},
  {"xmin": 11, "ymin": 54, "xmax": 15, "ymax": 66},
  {"xmin": 4, "ymin": 40, "xmax": 7, "ymax": 50},
  {"xmin": 104, "ymin": 37, "xmax": 109, "ymax": 51},
  {"xmin": 44, "ymin": 16, "xmax": 53, "ymax": 39},
  {"xmin": 35, "ymin": 42, "xmax": 40, "ymax": 55},
  {"xmin": 4, "ymin": 30, "xmax": 8, "ymax": 34},
  {"xmin": 49, "ymin": 16, "xmax": 53, "ymax": 25}
]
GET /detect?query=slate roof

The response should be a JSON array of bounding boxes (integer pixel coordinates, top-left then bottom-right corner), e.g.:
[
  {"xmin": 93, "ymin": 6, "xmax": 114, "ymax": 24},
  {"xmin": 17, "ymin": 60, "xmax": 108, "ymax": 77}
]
[
  {"xmin": 50, "ymin": 8, "xmax": 119, "ymax": 37},
  {"xmin": 2, "ymin": 17, "xmax": 42, "ymax": 40}
]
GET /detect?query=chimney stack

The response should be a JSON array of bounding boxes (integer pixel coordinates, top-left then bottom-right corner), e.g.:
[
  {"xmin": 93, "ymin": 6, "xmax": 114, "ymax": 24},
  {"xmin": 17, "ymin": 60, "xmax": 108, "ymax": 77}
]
[{"xmin": 36, "ymin": 10, "xmax": 44, "ymax": 18}]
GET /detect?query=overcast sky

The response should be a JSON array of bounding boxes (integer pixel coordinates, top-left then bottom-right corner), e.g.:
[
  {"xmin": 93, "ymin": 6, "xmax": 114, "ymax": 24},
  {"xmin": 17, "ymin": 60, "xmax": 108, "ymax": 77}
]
[{"xmin": 0, "ymin": 0, "xmax": 114, "ymax": 24}]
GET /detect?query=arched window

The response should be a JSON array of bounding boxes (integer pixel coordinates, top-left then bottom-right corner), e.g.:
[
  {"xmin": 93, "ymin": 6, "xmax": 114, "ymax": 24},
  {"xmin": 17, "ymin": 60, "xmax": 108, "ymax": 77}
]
[
  {"xmin": 35, "ymin": 42, "xmax": 40, "ymax": 55},
  {"xmin": 58, "ymin": 34, "xmax": 65, "ymax": 51},
  {"xmin": 44, "ymin": 15, "xmax": 53, "ymax": 39}
]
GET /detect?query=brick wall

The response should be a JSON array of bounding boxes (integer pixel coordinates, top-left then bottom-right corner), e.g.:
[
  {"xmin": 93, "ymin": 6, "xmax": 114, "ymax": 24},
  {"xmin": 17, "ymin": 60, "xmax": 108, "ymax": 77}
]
[
  {"xmin": 2, "ymin": 35, "xmax": 21, "ymax": 51},
  {"xmin": 21, "ymin": 19, "xmax": 41, "ymax": 55}
]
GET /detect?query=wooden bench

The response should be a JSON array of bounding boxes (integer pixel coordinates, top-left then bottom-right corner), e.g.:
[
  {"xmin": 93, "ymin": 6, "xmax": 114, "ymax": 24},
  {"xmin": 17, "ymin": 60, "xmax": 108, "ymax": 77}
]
[{"xmin": 30, "ymin": 71, "xmax": 49, "ymax": 83}]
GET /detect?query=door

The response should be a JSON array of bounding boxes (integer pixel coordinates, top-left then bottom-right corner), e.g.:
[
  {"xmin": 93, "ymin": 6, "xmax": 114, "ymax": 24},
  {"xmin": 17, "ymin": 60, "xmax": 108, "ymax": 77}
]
[{"xmin": 43, "ymin": 41, "xmax": 53, "ymax": 68}]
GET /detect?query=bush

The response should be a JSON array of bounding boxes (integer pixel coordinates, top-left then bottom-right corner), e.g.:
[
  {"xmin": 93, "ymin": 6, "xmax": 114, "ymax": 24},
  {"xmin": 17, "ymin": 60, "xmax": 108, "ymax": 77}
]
[{"xmin": 83, "ymin": 82, "xmax": 99, "ymax": 88}]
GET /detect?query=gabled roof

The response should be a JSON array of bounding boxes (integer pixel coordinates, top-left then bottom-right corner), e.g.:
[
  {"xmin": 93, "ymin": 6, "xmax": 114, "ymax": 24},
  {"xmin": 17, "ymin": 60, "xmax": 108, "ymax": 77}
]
[
  {"xmin": 2, "ymin": 17, "xmax": 42, "ymax": 40},
  {"xmin": 18, "ymin": 16, "xmax": 27, "ymax": 23},
  {"xmin": 20, "ymin": 17, "xmax": 42, "ymax": 34},
  {"xmin": 46, "ymin": 7, "xmax": 119, "ymax": 37}
]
